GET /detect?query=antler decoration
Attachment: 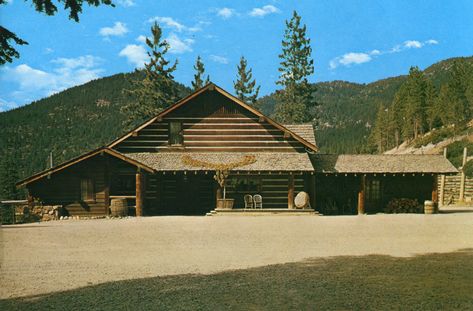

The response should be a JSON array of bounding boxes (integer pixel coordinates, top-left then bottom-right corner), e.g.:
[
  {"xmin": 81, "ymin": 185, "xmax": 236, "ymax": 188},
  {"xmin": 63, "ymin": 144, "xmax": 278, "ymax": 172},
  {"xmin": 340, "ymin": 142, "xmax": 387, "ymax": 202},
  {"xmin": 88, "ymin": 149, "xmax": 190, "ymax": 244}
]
[{"xmin": 181, "ymin": 155, "xmax": 257, "ymax": 188}]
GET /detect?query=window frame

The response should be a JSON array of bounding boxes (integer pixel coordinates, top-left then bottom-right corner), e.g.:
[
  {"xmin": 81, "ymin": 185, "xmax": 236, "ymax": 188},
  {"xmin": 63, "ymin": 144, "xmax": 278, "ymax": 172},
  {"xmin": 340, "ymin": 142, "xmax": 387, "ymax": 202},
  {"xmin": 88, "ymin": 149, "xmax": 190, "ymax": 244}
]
[
  {"xmin": 168, "ymin": 121, "xmax": 184, "ymax": 146},
  {"xmin": 80, "ymin": 178, "xmax": 95, "ymax": 202}
]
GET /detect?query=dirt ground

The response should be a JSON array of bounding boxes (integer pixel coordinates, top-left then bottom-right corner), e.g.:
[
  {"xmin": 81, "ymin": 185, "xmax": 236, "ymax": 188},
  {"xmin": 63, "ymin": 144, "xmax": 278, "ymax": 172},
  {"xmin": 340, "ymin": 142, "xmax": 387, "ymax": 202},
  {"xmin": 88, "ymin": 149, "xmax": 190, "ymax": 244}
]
[{"xmin": 1, "ymin": 213, "xmax": 473, "ymax": 299}]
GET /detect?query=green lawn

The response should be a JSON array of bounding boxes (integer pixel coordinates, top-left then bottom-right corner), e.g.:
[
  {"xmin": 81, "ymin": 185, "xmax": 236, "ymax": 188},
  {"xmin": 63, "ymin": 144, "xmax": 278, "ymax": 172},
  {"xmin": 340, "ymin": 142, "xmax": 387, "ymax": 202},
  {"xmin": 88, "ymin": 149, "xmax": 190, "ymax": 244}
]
[{"xmin": 2, "ymin": 250, "xmax": 473, "ymax": 310}]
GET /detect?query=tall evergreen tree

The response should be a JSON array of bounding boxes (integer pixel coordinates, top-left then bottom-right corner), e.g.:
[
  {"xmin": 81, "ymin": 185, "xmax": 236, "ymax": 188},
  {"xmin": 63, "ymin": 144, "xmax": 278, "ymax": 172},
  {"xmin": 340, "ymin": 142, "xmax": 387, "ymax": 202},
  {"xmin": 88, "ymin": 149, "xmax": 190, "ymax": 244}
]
[
  {"xmin": 446, "ymin": 60, "xmax": 472, "ymax": 122},
  {"xmin": 0, "ymin": 151, "xmax": 20, "ymax": 200},
  {"xmin": 425, "ymin": 80, "xmax": 440, "ymax": 131},
  {"xmin": 121, "ymin": 22, "xmax": 178, "ymax": 126},
  {"xmin": 402, "ymin": 66, "xmax": 427, "ymax": 140},
  {"xmin": 192, "ymin": 56, "xmax": 210, "ymax": 90},
  {"xmin": 274, "ymin": 11, "xmax": 316, "ymax": 123},
  {"xmin": 233, "ymin": 56, "xmax": 261, "ymax": 108},
  {"xmin": 370, "ymin": 105, "xmax": 389, "ymax": 153}
]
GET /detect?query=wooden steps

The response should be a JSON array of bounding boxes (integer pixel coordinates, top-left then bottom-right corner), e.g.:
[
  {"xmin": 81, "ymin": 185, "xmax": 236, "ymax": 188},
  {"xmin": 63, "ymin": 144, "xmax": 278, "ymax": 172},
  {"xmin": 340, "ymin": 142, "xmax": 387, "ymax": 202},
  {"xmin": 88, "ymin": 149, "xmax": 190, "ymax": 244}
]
[{"xmin": 207, "ymin": 208, "xmax": 319, "ymax": 216}]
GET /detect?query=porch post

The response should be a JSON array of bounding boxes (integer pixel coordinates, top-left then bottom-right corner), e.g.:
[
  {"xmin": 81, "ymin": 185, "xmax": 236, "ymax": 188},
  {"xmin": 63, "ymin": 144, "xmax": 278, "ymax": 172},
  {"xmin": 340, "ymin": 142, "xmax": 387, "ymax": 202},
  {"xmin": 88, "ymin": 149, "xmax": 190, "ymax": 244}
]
[
  {"xmin": 104, "ymin": 158, "xmax": 110, "ymax": 216},
  {"xmin": 309, "ymin": 174, "xmax": 316, "ymax": 210},
  {"xmin": 288, "ymin": 173, "xmax": 295, "ymax": 209},
  {"xmin": 459, "ymin": 147, "xmax": 467, "ymax": 202},
  {"xmin": 439, "ymin": 148, "xmax": 447, "ymax": 206},
  {"xmin": 136, "ymin": 170, "xmax": 144, "ymax": 217},
  {"xmin": 357, "ymin": 175, "xmax": 366, "ymax": 214},
  {"xmin": 432, "ymin": 174, "xmax": 438, "ymax": 206}
]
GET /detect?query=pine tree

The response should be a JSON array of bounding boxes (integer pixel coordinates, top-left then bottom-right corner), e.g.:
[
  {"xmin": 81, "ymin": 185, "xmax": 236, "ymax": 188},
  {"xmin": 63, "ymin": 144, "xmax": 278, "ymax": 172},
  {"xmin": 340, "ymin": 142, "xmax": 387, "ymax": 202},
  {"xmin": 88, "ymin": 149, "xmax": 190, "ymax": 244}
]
[
  {"xmin": 274, "ymin": 11, "xmax": 316, "ymax": 124},
  {"xmin": 390, "ymin": 83, "xmax": 409, "ymax": 146},
  {"xmin": 192, "ymin": 56, "xmax": 210, "ymax": 90},
  {"xmin": 233, "ymin": 56, "xmax": 261, "ymax": 108},
  {"xmin": 425, "ymin": 80, "xmax": 439, "ymax": 131},
  {"xmin": 446, "ymin": 60, "xmax": 472, "ymax": 122},
  {"xmin": 121, "ymin": 22, "xmax": 178, "ymax": 126},
  {"xmin": 0, "ymin": 151, "xmax": 20, "ymax": 200},
  {"xmin": 370, "ymin": 105, "xmax": 389, "ymax": 153},
  {"xmin": 402, "ymin": 66, "xmax": 427, "ymax": 140}
]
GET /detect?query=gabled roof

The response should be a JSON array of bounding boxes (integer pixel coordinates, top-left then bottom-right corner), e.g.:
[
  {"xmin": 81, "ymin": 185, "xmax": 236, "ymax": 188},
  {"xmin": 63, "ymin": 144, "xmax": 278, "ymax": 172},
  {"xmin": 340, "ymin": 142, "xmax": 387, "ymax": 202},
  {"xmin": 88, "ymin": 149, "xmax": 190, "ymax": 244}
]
[
  {"xmin": 16, "ymin": 148, "xmax": 155, "ymax": 187},
  {"xmin": 108, "ymin": 82, "xmax": 318, "ymax": 152},
  {"xmin": 313, "ymin": 154, "xmax": 458, "ymax": 174}
]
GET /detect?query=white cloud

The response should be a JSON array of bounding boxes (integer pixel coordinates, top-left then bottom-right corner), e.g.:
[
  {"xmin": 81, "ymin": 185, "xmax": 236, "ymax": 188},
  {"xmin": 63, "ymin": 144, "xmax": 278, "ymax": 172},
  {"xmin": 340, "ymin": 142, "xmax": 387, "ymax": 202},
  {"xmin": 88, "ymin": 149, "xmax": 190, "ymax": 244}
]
[
  {"xmin": 44, "ymin": 47, "xmax": 54, "ymax": 54},
  {"xmin": 119, "ymin": 44, "xmax": 148, "ymax": 68},
  {"xmin": 166, "ymin": 33, "xmax": 194, "ymax": 54},
  {"xmin": 249, "ymin": 5, "xmax": 280, "ymax": 17},
  {"xmin": 209, "ymin": 54, "xmax": 229, "ymax": 64},
  {"xmin": 1, "ymin": 56, "xmax": 103, "ymax": 105},
  {"xmin": 0, "ymin": 98, "xmax": 19, "ymax": 112},
  {"xmin": 148, "ymin": 16, "xmax": 186, "ymax": 32},
  {"xmin": 330, "ymin": 53, "xmax": 371, "ymax": 69},
  {"xmin": 329, "ymin": 39, "xmax": 439, "ymax": 70},
  {"xmin": 426, "ymin": 39, "xmax": 439, "ymax": 45},
  {"xmin": 116, "ymin": 0, "xmax": 135, "ymax": 7},
  {"xmin": 217, "ymin": 8, "xmax": 235, "ymax": 19},
  {"xmin": 136, "ymin": 35, "xmax": 147, "ymax": 44},
  {"xmin": 370, "ymin": 49, "xmax": 381, "ymax": 56},
  {"xmin": 99, "ymin": 22, "xmax": 129, "ymax": 37},
  {"xmin": 404, "ymin": 40, "xmax": 422, "ymax": 49}
]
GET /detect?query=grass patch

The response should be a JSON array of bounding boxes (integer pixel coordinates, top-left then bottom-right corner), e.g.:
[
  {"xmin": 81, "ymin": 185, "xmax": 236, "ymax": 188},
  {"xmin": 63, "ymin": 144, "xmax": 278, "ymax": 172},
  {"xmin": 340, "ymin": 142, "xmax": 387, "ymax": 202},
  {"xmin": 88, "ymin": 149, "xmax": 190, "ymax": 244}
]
[{"xmin": 2, "ymin": 250, "xmax": 473, "ymax": 310}]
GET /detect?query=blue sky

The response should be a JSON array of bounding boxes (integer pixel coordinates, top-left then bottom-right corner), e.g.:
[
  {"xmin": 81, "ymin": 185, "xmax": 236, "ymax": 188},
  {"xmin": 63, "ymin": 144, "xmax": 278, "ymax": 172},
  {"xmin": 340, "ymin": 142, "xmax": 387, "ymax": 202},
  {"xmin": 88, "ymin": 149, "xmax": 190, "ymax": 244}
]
[{"xmin": 1, "ymin": 0, "xmax": 473, "ymax": 111}]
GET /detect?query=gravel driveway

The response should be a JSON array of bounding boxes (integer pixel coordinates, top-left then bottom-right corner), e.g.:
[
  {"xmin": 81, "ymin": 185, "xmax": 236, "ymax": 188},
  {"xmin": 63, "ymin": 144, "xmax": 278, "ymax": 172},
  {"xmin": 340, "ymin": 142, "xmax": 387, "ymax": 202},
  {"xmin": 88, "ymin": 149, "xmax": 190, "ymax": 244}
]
[{"xmin": 1, "ymin": 213, "xmax": 473, "ymax": 299}]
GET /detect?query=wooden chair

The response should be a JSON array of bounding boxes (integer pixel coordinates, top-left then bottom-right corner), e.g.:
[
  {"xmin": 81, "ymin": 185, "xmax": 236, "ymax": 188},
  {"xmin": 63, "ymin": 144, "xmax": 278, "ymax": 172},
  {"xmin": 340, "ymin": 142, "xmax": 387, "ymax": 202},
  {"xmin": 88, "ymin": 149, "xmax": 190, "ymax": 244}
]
[
  {"xmin": 253, "ymin": 194, "xmax": 263, "ymax": 209},
  {"xmin": 244, "ymin": 194, "xmax": 254, "ymax": 209}
]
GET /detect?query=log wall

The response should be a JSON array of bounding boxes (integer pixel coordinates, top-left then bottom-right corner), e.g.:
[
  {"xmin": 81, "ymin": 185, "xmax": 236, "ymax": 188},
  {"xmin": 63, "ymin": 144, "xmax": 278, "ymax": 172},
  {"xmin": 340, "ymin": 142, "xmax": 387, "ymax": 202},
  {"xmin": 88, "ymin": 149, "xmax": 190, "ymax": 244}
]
[
  {"xmin": 439, "ymin": 174, "xmax": 473, "ymax": 205},
  {"xmin": 27, "ymin": 155, "xmax": 142, "ymax": 217},
  {"xmin": 114, "ymin": 91, "xmax": 306, "ymax": 153}
]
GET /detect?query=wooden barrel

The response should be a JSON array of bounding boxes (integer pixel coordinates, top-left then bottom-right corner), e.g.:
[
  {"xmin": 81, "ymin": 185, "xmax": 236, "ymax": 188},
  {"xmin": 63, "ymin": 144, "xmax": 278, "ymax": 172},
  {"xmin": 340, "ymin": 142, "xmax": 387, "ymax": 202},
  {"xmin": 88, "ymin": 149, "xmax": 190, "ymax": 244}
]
[
  {"xmin": 424, "ymin": 200, "xmax": 436, "ymax": 214},
  {"xmin": 110, "ymin": 199, "xmax": 129, "ymax": 217}
]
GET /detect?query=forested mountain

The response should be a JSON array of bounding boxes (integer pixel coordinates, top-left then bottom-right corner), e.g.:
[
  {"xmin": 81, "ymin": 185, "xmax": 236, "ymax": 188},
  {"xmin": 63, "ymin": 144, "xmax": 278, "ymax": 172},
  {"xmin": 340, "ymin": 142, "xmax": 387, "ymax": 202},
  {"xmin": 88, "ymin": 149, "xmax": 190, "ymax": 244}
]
[
  {"xmin": 1, "ymin": 56, "xmax": 472, "ymax": 199},
  {"xmin": 260, "ymin": 56, "xmax": 473, "ymax": 154},
  {"xmin": 0, "ymin": 71, "xmax": 190, "ymax": 198}
]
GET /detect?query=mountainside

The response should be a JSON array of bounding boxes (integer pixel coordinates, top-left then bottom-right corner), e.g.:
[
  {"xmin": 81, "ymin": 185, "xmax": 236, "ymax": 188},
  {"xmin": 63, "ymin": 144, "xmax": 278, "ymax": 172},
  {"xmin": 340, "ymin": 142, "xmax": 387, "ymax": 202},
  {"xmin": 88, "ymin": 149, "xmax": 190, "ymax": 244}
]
[
  {"xmin": 260, "ymin": 56, "xmax": 473, "ymax": 153},
  {"xmin": 0, "ymin": 71, "xmax": 190, "ymax": 183},
  {"xmin": 1, "ymin": 56, "xmax": 472, "ymax": 188}
]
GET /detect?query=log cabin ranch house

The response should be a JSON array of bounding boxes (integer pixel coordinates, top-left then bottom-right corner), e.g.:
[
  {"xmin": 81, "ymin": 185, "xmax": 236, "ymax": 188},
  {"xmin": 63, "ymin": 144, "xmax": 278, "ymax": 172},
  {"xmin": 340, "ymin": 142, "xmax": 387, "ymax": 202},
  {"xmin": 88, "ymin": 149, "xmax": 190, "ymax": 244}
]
[{"xmin": 16, "ymin": 83, "xmax": 458, "ymax": 217}]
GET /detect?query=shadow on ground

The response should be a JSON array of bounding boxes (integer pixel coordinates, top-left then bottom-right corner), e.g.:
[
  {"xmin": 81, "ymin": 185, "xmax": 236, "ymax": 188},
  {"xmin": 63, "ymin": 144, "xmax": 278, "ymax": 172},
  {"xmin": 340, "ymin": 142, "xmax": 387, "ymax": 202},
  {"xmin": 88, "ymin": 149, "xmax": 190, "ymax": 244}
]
[{"xmin": 2, "ymin": 250, "xmax": 473, "ymax": 310}]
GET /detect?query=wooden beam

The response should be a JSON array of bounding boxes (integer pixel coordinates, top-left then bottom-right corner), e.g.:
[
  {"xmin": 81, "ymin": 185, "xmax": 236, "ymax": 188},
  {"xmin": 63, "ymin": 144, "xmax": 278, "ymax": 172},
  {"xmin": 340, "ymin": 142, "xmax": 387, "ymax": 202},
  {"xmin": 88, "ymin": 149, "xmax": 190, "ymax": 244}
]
[
  {"xmin": 439, "ymin": 148, "xmax": 447, "ymax": 206},
  {"xmin": 432, "ymin": 174, "xmax": 438, "ymax": 205},
  {"xmin": 309, "ymin": 174, "xmax": 316, "ymax": 210},
  {"xmin": 459, "ymin": 147, "xmax": 467, "ymax": 202},
  {"xmin": 136, "ymin": 171, "xmax": 144, "ymax": 217},
  {"xmin": 288, "ymin": 174, "xmax": 295, "ymax": 209},
  {"xmin": 104, "ymin": 158, "xmax": 110, "ymax": 216},
  {"xmin": 357, "ymin": 175, "xmax": 366, "ymax": 215}
]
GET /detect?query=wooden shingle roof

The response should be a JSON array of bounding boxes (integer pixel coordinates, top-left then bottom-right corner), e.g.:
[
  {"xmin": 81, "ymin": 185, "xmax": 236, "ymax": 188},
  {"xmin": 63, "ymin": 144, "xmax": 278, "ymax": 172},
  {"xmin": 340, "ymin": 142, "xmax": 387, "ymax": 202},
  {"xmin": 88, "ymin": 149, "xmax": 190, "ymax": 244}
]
[
  {"xmin": 125, "ymin": 152, "xmax": 314, "ymax": 172},
  {"xmin": 283, "ymin": 124, "xmax": 316, "ymax": 146},
  {"xmin": 313, "ymin": 154, "xmax": 458, "ymax": 174}
]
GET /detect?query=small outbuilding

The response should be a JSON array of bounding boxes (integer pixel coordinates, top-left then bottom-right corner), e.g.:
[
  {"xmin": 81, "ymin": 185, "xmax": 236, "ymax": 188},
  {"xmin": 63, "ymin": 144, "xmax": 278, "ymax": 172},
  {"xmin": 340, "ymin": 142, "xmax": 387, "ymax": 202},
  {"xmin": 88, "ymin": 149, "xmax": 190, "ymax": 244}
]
[{"xmin": 313, "ymin": 154, "xmax": 458, "ymax": 215}]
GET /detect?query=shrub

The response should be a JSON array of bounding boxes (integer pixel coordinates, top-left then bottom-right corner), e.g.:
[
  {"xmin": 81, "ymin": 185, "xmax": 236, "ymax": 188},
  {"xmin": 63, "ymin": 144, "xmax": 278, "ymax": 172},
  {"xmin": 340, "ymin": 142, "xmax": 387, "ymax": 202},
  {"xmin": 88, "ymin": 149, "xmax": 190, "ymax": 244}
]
[{"xmin": 384, "ymin": 198, "xmax": 423, "ymax": 214}]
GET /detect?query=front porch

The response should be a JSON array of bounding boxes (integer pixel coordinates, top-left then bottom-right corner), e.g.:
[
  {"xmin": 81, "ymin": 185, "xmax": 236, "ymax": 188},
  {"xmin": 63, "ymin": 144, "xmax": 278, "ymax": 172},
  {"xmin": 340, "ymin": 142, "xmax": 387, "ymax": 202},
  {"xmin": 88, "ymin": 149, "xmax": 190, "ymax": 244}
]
[{"xmin": 111, "ymin": 169, "xmax": 317, "ymax": 216}]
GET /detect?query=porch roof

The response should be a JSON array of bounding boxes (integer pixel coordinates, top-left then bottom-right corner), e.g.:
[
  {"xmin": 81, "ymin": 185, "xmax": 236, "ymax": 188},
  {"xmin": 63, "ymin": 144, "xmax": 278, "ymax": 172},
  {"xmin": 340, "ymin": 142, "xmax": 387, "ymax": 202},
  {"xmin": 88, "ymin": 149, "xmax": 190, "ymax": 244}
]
[
  {"xmin": 313, "ymin": 154, "xmax": 458, "ymax": 174},
  {"xmin": 125, "ymin": 152, "xmax": 315, "ymax": 172}
]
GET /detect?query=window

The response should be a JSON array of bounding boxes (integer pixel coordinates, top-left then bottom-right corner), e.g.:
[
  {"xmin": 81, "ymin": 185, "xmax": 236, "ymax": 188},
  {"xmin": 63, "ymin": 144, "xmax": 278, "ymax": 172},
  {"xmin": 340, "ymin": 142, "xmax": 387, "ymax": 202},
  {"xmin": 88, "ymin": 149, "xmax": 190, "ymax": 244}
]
[
  {"xmin": 366, "ymin": 180, "xmax": 381, "ymax": 203},
  {"xmin": 80, "ymin": 178, "xmax": 95, "ymax": 201},
  {"xmin": 169, "ymin": 121, "xmax": 183, "ymax": 145}
]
